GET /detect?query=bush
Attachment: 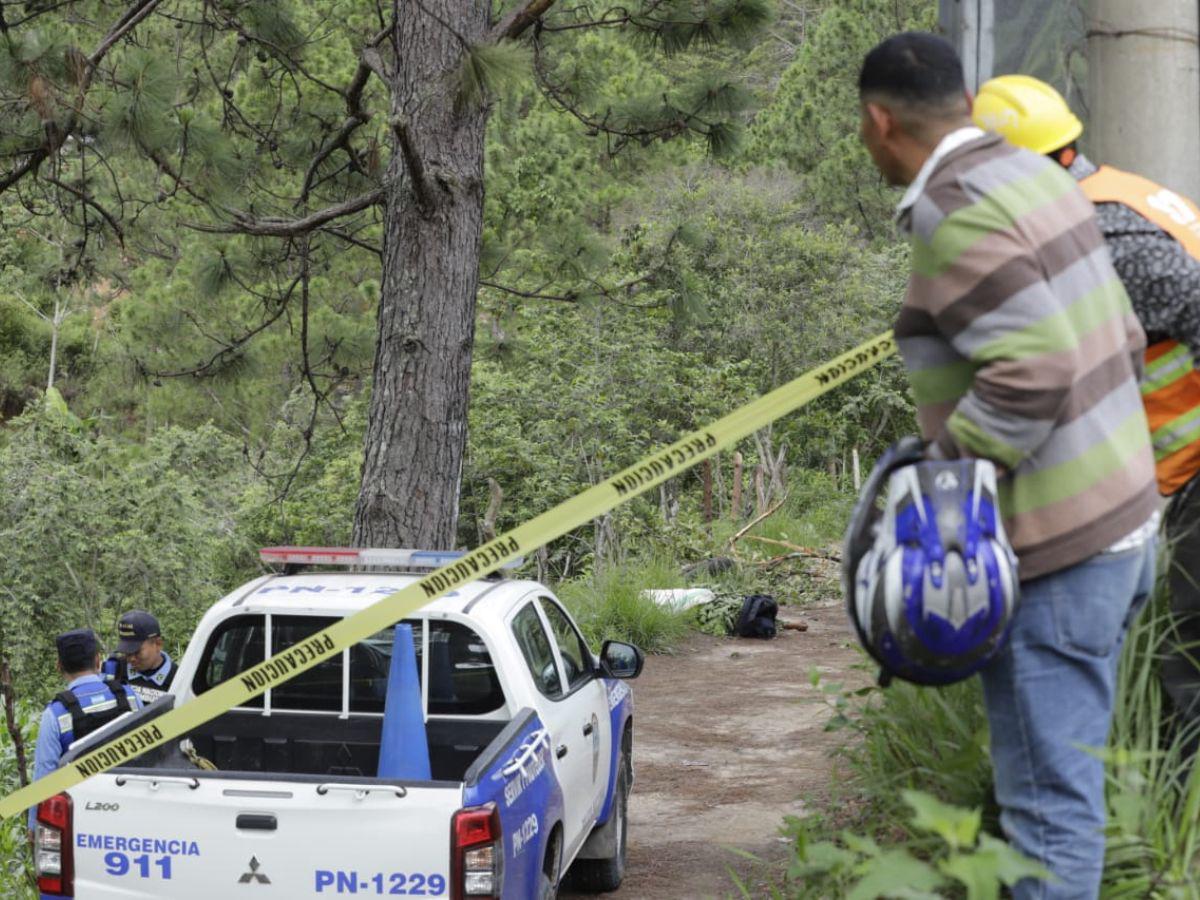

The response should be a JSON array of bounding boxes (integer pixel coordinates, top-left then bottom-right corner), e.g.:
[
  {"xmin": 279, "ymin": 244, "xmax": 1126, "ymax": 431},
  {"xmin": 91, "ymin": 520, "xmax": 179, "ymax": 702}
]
[
  {"xmin": 785, "ymin": 566, "xmax": 1200, "ymax": 897},
  {"xmin": 556, "ymin": 557, "xmax": 693, "ymax": 653},
  {"xmin": 0, "ymin": 704, "xmax": 38, "ymax": 900},
  {"xmin": 781, "ymin": 790, "xmax": 1048, "ymax": 899}
]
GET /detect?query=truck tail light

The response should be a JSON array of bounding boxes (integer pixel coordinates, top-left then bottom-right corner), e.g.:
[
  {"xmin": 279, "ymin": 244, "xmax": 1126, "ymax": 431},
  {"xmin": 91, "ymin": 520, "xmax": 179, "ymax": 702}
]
[
  {"xmin": 35, "ymin": 792, "xmax": 74, "ymax": 897},
  {"xmin": 450, "ymin": 803, "xmax": 502, "ymax": 899}
]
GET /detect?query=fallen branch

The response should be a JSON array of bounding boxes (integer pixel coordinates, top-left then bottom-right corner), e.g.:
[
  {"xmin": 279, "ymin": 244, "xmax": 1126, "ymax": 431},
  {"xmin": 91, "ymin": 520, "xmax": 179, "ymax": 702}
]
[
  {"xmin": 727, "ymin": 491, "xmax": 789, "ymax": 549},
  {"xmin": 741, "ymin": 535, "xmax": 840, "ymax": 561},
  {"xmin": 754, "ymin": 551, "xmax": 841, "ymax": 570}
]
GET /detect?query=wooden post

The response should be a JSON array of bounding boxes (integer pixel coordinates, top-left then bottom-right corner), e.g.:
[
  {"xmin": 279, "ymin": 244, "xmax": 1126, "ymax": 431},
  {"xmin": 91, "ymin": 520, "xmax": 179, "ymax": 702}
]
[
  {"xmin": 701, "ymin": 459, "xmax": 714, "ymax": 526},
  {"xmin": 481, "ymin": 477, "xmax": 502, "ymax": 542},
  {"xmin": 1, "ymin": 658, "xmax": 28, "ymax": 788},
  {"xmin": 713, "ymin": 452, "xmax": 726, "ymax": 519},
  {"xmin": 731, "ymin": 451, "xmax": 744, "ymax": 520},
  {"xmin": 852, "ymin": 446, "xmax": 862, "ymax": 492}
]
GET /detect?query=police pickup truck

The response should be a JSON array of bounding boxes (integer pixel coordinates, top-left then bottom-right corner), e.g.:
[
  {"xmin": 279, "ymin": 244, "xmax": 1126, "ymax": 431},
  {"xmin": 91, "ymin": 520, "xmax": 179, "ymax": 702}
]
[{"xmin": 32, "ymin": 547, "xmax": 642, "ymax": 899}]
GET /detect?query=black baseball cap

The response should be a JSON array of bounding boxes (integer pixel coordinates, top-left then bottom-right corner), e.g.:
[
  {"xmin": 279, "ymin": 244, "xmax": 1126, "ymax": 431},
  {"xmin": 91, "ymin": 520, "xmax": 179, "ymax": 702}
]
[
  {"xmin": 115, "ymin": 610, "xmax": 162, "ymax": 654},
  {"xmin": 56, "ymin": 629, "xmax": 99, "ymax": 673}
]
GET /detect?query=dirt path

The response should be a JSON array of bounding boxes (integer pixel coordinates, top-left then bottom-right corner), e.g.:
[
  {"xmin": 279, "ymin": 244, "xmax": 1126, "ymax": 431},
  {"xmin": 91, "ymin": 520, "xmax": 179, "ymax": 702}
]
[{"xmin": 563, "ymin": 598, "xmax": 861, "ymax": 899}]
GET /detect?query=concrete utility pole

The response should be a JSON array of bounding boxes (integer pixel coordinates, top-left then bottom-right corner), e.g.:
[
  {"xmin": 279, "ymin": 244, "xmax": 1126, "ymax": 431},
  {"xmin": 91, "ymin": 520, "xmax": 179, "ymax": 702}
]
[
  {"xmin": 939, "ymin": 0, "xmax": 995, "ymax": 92},
  {"xmin": 1088, "ymin": 0, "xmax": 1200, "ymax": 199}
]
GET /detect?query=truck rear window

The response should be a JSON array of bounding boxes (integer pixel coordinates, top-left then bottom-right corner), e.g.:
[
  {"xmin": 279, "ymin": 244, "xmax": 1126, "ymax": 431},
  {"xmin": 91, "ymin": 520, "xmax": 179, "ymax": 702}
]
[{"xmin": 194, "ymin": 615, "xmax": 504, "ymax": 716}]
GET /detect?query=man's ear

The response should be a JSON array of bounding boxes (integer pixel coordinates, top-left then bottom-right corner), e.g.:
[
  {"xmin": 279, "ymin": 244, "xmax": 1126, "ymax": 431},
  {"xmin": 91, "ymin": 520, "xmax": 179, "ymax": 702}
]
[{"xmin": 863, "ymin": 101, "xmax": 896, "ymax": 139}]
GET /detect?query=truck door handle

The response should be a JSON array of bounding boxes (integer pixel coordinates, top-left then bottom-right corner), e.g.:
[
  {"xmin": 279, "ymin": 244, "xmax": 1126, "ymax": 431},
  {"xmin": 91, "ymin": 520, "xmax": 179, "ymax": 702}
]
[
  {"xmin": 582, "ymin": 722, "xmax": 594, "ymax": 737},
  {"xmin": 236, "ymin": 814, "xmax": 277, "ymax": 831},
  {"xmin": 556, "ymin": 744, "xmax": 569, "ymax": 759}
]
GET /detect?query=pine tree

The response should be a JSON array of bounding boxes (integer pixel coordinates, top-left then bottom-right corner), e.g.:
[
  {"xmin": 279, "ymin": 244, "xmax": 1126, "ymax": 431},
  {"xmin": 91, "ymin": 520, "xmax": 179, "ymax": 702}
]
[{"xmin": 0, "ymin": 0, "xmax": 769, "ymax": 548}]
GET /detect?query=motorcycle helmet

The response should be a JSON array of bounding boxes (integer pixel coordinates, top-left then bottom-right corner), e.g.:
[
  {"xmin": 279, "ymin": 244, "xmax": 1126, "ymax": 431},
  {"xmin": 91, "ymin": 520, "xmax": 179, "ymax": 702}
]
[{"xmin": 843, "ymin": 437, "xmax": 1020, "ymax": 686}]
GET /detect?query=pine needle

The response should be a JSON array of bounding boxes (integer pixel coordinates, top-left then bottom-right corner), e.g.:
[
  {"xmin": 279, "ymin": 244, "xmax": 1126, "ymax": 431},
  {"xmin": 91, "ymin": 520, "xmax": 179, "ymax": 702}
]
[{"xmin": 454, "ymin": 42, "xmax": 532, "ymax": 114}]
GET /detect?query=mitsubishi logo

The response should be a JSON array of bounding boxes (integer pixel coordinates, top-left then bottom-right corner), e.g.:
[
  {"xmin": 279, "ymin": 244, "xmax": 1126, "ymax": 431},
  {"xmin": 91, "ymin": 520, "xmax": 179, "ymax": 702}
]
[{"xmin": 238, "ymin": 856, "xmax": 271, "ymax": 885}]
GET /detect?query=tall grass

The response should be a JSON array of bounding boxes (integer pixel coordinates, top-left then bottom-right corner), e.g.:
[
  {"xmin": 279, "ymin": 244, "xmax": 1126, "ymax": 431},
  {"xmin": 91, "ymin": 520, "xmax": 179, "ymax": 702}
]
[
  {"xmin": 0, "ymin": 704, "xmax": 37, "ymax": 900},
  {"xmin": 1102, "ymin": 595, "xmax": 1200, "ymax": 896},
  {"xmin": 556, "ymin": 557, "xmax": 693, "ymax": 653},
  {"xmin": 786, "ymin": 577, "xmax": 1200, "ymax": 897}
]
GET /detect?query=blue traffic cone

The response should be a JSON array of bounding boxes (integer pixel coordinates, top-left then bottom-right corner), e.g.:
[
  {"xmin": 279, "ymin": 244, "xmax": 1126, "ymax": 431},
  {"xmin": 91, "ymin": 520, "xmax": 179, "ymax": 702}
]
[{"xmin": 376, "ymin": 623, "xmax": 432, "ymax": 780}]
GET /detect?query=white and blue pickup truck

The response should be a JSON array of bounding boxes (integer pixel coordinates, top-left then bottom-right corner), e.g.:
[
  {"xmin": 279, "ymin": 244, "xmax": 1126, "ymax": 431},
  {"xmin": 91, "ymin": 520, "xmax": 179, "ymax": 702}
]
[{"xmin": 31, "ymin": 547, "xmax": 642, "ymax": 899}]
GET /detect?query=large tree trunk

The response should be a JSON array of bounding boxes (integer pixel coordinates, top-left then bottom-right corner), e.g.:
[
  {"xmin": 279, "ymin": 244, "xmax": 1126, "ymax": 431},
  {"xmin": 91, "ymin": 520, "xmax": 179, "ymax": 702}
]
[{"xmin": 353, "ymin": 1, "xmax": 490, "ymax": 549}]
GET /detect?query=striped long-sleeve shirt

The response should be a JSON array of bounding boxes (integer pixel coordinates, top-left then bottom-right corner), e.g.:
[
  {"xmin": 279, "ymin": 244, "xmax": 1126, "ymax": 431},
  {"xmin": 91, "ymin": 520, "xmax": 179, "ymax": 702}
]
[{"xmin": 895, "ymin": 130, "xmax": 1159, "ymax": 580}]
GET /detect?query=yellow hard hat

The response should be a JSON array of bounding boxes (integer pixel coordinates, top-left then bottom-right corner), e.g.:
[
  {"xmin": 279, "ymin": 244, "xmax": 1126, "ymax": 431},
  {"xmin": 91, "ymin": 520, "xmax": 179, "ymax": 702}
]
[{"xmin": 972, "ymin": 74, "xmax": 1083, "ymax": 155}]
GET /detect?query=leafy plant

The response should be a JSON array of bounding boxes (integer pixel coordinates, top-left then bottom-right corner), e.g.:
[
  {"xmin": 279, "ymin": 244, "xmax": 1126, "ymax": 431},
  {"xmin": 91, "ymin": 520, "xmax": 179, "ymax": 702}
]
[
  {"xmin": 556, "ymin": 557, "xmax": 693, "ymax": 653},
  {"xmin": 782, "ymin": 790, "xmax": 1049, "ymax": 899}
]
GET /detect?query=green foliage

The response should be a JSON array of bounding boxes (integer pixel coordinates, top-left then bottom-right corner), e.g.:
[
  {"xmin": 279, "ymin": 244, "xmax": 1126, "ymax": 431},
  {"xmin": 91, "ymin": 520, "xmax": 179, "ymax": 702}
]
[
  {"xmin": 791, "ymin": 566, "xmax": 1200, "ymax": 898},
  {"xmin": 827, "ymin": 672, "xmax": 995, "ymax": 824},
  {"xmin": 1096, "ymin": 587, "xmax": 1200, "ymax": 896},
  {"xmin": 0, "ymin": 401, "xmax": 257, "ymax": 706},
  {"xmin": 456, "ymin": 43, "xmax": 533, "ymax": 112},
  {"xmin": 556, "ymin": 557, "xmax": 693, "ymax": 652},
  {"xmin": 750, "ymin": 0, "xmax": 937, "ymax": 234},
  {"xmin": 783, "ymin": 790, "xmax": 1049, "ymax": 899},
  {"xmin": 0, "ymin": 705, "xmax": 37, "ymax": 899}
]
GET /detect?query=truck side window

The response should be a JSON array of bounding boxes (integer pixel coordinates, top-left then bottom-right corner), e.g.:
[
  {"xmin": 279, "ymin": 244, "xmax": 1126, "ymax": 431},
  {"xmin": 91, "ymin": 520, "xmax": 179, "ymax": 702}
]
[
  {"xmin": 350, "ymin": 620, "xmax": 505, "ymax": 716},
  {"xmin": 192, "ymin": 615, "xmax": 265, "ymax": 708},
  {"xmin": 540, "ymin": 599, "xmax": 593, "ymax": 692},
  {"xmin": 270, "ymin": 616, "xmax": 343, "ymax": 712},
  {"xmin": 512, "ymin": 604, "xmax": 562, "ymax": 699}
]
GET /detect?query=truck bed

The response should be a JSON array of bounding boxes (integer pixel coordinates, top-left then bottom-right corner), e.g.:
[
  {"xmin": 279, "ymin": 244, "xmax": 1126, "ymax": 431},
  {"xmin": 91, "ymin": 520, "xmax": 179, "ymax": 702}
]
[{"xmin": 115, "ymin": 709, "xmax": 509, "ymax": 782}]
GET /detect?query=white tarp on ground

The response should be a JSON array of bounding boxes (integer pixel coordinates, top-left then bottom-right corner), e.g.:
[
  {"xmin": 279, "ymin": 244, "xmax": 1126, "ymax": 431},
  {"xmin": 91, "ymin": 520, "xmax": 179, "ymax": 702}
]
[{"xmin": 641, "ymin": 588, "xmax": 716, "ymax": 612}]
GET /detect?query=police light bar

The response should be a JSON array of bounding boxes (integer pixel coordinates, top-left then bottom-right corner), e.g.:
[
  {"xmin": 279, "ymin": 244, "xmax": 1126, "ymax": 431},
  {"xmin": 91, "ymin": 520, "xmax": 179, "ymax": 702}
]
[{"xmin": 259, "ymin": 547, "xmax": 524, "ymax": 571}]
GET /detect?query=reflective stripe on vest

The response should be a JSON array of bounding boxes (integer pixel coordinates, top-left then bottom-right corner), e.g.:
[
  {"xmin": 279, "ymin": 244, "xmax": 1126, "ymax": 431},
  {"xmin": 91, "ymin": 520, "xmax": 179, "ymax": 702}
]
[{"xmin": 1081, "ymin": 167, "xmax": 1200, "ymax": 494}]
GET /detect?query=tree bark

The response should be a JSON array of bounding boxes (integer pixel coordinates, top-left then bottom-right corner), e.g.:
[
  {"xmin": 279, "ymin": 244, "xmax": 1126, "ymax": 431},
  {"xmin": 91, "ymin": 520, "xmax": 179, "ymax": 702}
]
[
  {"xmin": 1, "ymin": 658, "xmax": 29, "ymax": 788},
  {"xmin": 353, "ymin": 0, "xmax": 489, "ymax": 549},
  {"xmin": 701, "ymin": 459, "xmax": 713, "ymax": 526},
  {"xmin": 731, "ymin": 451, "xmax": 744, "ymax": 520}
]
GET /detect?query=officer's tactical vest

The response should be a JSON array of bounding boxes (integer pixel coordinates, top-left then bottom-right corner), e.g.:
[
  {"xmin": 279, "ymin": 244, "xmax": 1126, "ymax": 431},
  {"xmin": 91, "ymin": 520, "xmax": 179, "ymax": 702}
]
[
  {"xmin": 1082, "ymin": 167, "xmax": 1200, "ymax": 495},
  {"xmin": 50, "ymin": 681, "xmax": 133, "ymax": 753}
]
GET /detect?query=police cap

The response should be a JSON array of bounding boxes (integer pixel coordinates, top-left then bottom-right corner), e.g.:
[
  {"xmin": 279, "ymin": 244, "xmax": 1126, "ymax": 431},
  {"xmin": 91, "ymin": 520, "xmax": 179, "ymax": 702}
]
[{"xmin": 115, "ymin": 610, "xmax": 162, "ymax": 654}]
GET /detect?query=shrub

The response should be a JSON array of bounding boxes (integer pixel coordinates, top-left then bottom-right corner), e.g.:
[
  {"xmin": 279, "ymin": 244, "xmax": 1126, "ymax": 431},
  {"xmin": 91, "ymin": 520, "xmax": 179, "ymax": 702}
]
[{"xmin": 556, "ymin": 557, "xmax": 692, "ymax": 653}]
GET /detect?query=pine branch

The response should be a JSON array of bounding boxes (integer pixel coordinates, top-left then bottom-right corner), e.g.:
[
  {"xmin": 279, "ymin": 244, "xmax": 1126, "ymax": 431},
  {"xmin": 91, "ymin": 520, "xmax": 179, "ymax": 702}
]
[
  {"xmin": 88, "ymin": 1, "xmax": 163, "ymax": 80},
  {"xmin": 299, "ymin": 60, "xmax": 374, "ymax": 202},
  {"xmin": 0, "ymin": 0, "xmax": 164, "ymax": 195},
  {"xmin": 139, "ymin": 274, "xmax": 303, "ymax": 379},
  {"xmin": 0, "ymin": 150, "xmax": 48, "ymax": 193},
  {"xmin": 480, "ymin": 280, "xmax": 579, "ymax": 302},
  {"xmin": 43, "ymin": 174, "xmax": 126, "ymax": 246},
  {"xmin": 190, "ymin": 187, "xmax": 386, "ymax": 237},
  {"xmin": 491, "ymin": 0, "xmax": 560, "ymax": 41},
  {"xmin": 390, "ymin": 116, "xmax": 435, "ymax": 212}
]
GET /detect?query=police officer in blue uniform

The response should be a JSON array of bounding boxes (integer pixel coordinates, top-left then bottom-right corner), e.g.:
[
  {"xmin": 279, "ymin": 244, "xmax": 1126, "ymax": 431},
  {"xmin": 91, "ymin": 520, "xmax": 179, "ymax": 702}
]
[
  {"xmin": 29, "ymin": 629, "xmax": 141, "ymax": 831},
  {"xmin": 102, "ymin": 610, "xmax": 175, "ymax": 704}
]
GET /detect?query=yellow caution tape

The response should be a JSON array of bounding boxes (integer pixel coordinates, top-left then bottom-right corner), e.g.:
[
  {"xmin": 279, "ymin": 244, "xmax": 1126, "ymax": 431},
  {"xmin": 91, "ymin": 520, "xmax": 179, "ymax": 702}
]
[{"xmin": 0, "ymin": 330, "xmax": 895, "ymax": 821}]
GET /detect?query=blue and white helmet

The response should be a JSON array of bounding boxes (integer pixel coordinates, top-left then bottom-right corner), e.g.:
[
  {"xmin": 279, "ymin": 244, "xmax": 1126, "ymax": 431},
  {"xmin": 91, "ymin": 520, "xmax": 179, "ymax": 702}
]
[{"xmin": 843, "ymin": 437, "xmax": 1020, "ymax": 686}]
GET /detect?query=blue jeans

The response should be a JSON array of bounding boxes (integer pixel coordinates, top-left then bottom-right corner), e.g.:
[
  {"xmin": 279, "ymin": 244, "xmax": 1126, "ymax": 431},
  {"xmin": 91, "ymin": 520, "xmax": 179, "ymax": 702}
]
[{"xmin": 979, "ymin": 539, "xmax": 1157, "ymax": 900}]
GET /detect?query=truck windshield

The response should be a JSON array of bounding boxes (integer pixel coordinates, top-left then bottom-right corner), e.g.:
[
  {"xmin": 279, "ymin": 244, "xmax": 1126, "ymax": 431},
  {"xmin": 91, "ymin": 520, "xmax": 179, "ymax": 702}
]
[{"xmin": 195, "ymin": 615, "xmax": 505, "ymax": 716}]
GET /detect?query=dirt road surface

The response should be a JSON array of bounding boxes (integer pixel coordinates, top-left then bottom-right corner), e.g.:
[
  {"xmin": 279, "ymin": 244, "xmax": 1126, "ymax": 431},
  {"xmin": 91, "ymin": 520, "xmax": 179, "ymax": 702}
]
[{"xmin": 562, "ymin": 598, "xmax": 861, "ymax": 899}]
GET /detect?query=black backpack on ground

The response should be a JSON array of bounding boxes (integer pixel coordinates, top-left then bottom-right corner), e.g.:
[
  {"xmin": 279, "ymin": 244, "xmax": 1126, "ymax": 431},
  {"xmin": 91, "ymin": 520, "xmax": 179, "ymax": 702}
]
[{"xmin": 734, "ymin": 594, "xmax": 778, "ymax": 639}]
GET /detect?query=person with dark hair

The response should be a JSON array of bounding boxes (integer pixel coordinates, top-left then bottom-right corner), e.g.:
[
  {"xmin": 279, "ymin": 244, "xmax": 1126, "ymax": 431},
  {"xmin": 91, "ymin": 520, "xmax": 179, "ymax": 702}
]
[
  {"xmin": 28, "ymin": 629, "xmax": 141, "ymax": 832},
  {"xmin": 858, "ymin": 32, "xmax": 1159, "ymax": 898},
  {"xmin": 974, "ymin": 75, "xmax": 1200, "ymax": 754},
  {"xmin": 102, "ymin": 610, "xmax": 176, "ymax": 704}
]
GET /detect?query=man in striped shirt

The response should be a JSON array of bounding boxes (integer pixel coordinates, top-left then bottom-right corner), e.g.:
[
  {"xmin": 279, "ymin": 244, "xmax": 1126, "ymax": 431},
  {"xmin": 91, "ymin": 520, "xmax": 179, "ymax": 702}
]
[{"xmin": 858, "ymin": 32, "xmax": 1158, "ymax": 897}]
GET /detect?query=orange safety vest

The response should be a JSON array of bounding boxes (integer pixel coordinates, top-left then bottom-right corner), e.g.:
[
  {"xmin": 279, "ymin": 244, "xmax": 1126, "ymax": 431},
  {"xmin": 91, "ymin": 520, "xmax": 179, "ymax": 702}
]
[{"xmin": 1081, "ymin": 166, "xmax": 1200, "ymax": 495}]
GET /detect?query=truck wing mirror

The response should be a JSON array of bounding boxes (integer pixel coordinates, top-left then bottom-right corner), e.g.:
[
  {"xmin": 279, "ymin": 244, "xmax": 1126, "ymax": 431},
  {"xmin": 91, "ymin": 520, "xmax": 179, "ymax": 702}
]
[{"xmin": 599, "ymin": 641, "xmax": 644, "ymax": 679}]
